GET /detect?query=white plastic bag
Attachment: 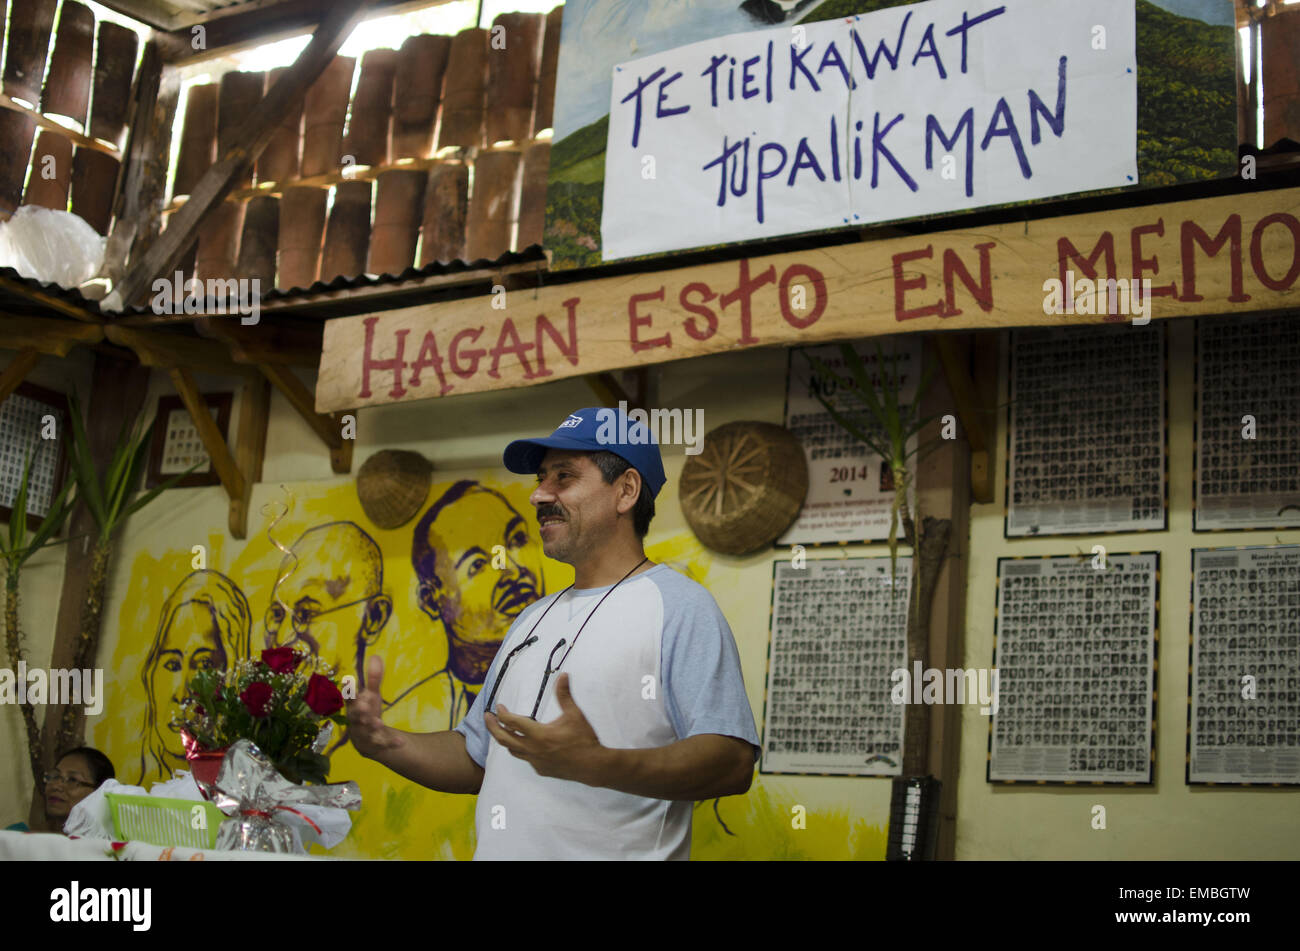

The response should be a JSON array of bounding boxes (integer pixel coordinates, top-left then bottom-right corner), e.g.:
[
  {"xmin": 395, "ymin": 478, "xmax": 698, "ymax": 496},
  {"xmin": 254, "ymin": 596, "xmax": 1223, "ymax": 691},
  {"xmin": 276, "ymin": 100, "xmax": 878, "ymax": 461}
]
[
  {"xmin": 0, "ymin": 205, "xmax": 105, "ymax": 287},
  {"xmin": 148, "ymin": 771, "xmax": 204, "ymax": 801},
  {"xmin": 62, "ymin": 778, "xmax": 149, "ymax": 839},
  {"xmin": 149, "ymin": 770, "xmax": 352, "ymax": 850}
]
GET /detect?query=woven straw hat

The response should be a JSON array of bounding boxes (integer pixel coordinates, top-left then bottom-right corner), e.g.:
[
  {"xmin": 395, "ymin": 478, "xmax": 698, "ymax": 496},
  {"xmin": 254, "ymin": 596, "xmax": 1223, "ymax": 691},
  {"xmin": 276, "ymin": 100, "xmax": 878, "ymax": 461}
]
[
  {"xmin": 356, "ymin": 450, "xmax": 433, "ymax": 529},
  {"xmin": 679, "ymin": 421, "xmax": 808, "ymax": 556}
]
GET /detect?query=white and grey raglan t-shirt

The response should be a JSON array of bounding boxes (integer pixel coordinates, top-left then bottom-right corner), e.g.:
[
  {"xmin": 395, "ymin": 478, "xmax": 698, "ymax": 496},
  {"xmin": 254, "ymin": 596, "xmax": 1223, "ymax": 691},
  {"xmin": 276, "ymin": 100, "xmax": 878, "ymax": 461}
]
[{"xmin": 453, "ymin": 563, "xmax": 760, "ymax": 860}]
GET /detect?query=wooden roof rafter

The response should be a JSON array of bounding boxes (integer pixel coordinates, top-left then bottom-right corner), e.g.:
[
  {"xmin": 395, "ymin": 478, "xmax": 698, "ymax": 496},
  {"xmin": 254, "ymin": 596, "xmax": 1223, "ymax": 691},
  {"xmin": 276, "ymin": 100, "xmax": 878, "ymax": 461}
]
[
  {"xmin": 104, "ymin": 0, "xmax": 375, "ymax": 313},
  {"xmin": 93, "ymin": 0, "xmax": 461, "ymax": 63}
]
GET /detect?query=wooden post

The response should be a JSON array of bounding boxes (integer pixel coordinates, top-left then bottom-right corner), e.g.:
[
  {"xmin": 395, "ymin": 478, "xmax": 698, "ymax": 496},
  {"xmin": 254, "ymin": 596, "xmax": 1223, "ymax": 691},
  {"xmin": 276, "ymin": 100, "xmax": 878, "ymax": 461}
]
[
  {"xmin": 916, "ymin": 338, "xmax": 972, "ymax": 861},
  {"xmin": 934, "ymin": 332, "xmax": 997, "ymax": 504},
  {"xmin": 229, "ymin": 375, "xmax": 270, "ymax": 539},
  {"xmin": 30, "ymin": 353, "xmax": 150, "ymax": 829},
  {"xmin": 102, "ymin": 43, "xmax": 176, "ymax": 287}
]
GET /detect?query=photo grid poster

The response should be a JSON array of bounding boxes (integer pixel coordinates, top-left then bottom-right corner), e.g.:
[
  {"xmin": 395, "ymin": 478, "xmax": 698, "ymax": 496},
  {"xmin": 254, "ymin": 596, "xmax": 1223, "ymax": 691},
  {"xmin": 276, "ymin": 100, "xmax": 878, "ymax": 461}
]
[
  {"xmin": 159, "ymin": 405, "xmax": 220, "ymax": 476},
  {"xmin": 0, "ymin": 393, "xmax": 62, "ymax": 518},
  {"xmin": 778, "ymin": 337, "xmax": 920, "ymax": 545},
  {"xmin": 1194, "ymin": 314, "xmax": 1300, "ymax": 531},
  {"xmin": 1007, "ymin": 324, "xmax": 1166, "ymax": 537},
  {"xmin": 1188, "ymin": 546, "xmax": 1300, "ymax": 784},
  {"xmin": 761, "ymin": 558, "xmax": 910, "ymax": 776},
  {"xmin": 989, "ymin": 553, "xmax": 1157, "ymax": 783}
]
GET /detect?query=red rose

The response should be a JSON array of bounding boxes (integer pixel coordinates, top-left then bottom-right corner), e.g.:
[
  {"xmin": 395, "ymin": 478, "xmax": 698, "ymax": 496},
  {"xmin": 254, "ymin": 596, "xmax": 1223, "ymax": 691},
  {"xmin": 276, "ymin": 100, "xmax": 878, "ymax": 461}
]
[
  {"xmin": 240, "ymin": 682, "xmax": 274, "ymax": 718},
  {"xmin": 261, "ymin": 647, "xmax": 299, "ymax": 675},
  {"xmin": 304, "ymin": 674, "xmax": 344, "ymax": 716}
]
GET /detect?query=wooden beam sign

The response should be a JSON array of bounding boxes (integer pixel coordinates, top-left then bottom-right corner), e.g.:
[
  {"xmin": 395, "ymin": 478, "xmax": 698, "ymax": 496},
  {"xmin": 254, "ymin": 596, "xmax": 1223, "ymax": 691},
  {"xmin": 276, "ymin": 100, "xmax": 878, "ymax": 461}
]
[{"xmin": 316, "ymin": 186, "xmax": 1300, "ymax": 413}]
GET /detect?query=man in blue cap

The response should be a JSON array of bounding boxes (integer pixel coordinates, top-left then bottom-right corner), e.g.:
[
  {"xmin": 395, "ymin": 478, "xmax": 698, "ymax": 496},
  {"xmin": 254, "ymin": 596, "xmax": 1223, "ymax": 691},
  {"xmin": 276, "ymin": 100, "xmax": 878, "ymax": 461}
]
[{"xmin": 345, "ymin": 406, "xmax": 760, "ymax": 859}]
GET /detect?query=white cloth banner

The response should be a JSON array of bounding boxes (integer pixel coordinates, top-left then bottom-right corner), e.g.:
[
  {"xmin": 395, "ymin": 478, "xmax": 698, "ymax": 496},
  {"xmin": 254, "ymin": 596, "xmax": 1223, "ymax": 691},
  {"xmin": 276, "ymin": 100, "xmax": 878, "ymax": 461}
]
[{"xmin": 602, "ymin": 0, "xmax": 1137, "ymax": 260}]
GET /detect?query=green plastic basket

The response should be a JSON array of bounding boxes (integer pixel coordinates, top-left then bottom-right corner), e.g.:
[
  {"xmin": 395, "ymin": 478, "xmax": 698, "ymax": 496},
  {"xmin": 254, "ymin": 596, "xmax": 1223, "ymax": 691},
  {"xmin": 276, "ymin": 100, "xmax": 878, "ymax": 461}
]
[{"xmin": 106, "ymin": 793, "xmax": 225, "ymax": 849}]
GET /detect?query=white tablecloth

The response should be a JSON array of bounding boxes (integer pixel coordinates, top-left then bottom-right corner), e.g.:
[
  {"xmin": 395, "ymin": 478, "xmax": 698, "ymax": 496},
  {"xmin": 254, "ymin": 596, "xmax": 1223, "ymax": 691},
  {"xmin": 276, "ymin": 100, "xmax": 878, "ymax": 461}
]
[{"xmin": 0, "ymin": 831, "xmax": 330, "ymax": 861}]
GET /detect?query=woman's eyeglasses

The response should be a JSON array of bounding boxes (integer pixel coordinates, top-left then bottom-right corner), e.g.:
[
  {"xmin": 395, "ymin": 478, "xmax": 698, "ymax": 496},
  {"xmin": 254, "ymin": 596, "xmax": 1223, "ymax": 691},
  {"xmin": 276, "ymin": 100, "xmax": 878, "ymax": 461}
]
[{"xmin": 44, "ymin": 771, "xmax": 95, "ymax": 789}]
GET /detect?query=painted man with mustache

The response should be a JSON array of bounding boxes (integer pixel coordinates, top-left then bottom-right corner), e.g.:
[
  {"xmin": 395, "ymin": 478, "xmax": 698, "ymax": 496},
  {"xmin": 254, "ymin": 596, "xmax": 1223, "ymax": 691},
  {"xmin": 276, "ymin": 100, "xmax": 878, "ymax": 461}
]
[{"xmin": 387, "ymin": 481, "xmax": 545, "ymax": 730}]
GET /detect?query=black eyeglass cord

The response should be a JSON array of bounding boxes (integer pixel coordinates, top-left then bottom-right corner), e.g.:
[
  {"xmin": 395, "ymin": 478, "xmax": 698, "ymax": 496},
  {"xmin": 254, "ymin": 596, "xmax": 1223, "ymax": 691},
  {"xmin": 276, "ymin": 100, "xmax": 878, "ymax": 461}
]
[{"xmin": 485, "ymin": 556, "xmax": 650, "ymax": 720}]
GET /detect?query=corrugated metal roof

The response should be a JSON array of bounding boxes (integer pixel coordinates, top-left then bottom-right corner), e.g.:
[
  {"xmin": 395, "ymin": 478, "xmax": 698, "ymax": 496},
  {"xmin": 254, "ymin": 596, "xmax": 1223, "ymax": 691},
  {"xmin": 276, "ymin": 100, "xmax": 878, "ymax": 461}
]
[
  {"xmin": 0, "ymin": 244, "xmax": 549, "ymax": 321},
  {"xmin": 0, "ymin": 267, "xmax": 106, "ymax": 319}
]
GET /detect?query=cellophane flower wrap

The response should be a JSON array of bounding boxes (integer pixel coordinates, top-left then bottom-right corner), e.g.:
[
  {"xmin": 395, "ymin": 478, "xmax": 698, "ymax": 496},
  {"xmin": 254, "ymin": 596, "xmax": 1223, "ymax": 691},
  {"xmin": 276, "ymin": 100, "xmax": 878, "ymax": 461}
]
[
  {"xmin": 175, "ymin": 647, "xmax": 349, "ymax": 786},
  {"xmin": 211, "ymin": 739, "xmax": 361, "ymax": 853}
]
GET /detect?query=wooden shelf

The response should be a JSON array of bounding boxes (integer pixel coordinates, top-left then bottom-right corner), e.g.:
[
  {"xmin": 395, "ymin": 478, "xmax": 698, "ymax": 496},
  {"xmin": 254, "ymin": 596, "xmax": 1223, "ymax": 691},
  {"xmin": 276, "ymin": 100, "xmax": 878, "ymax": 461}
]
[
  {"xmin": 161, "ymin": 136, "xmax": 549, "ymax": 211},
  {"xmin": 0, "ymin": 94, "xmax": 123, "ymax": 158}
]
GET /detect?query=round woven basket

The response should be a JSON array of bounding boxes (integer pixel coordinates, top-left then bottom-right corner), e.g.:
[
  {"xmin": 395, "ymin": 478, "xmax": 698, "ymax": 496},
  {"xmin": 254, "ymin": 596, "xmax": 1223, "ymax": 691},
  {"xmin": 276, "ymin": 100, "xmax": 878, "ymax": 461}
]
[
  {"xmin": 679, "ymin": 421, "xmax": 809, "ymax": 556},
  {"xmin": 356, "ymin": 450, "xmax": 433, "ymax": 529}
]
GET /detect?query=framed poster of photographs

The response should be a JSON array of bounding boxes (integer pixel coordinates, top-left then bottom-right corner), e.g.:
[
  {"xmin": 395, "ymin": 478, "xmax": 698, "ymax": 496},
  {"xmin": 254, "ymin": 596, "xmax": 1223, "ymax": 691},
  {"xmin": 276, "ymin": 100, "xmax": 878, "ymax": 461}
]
[
  {"xmin": 988, "ymin": 553, "xmax": 1158, "ymax": 784},
  {"xmin": 0, "ymin": 382, "xmax": 70, "ymax": 529},
  {"xmin": 1188, "ymin": 546, "xmax": 1300, "ymax": 785},
  {"xmin": 1006, "ymin": 324, "xmax": 1167, "ymax": 537},
  {"xmin": 760, "ymin": 557, "xmax": 910, "ymax": 776},
  {"xmin": 1193, "ymin": 314, "xmax": 1300, "ymax": 531},
  {"xmin": 146, "ymin": 393, "xmax": 233, "ymax": 489},
  {"xmin": 778, "ymin": 337, "xmax": 920, "ymax": 546}
]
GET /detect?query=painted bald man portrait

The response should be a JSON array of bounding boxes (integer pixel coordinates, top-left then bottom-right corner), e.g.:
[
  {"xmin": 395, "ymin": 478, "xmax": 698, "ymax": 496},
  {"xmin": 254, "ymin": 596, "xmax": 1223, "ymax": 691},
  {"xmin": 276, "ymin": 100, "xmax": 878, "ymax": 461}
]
[{"xmin": 264, "ymin": 521, "xmax": 393, "ymax": 690}]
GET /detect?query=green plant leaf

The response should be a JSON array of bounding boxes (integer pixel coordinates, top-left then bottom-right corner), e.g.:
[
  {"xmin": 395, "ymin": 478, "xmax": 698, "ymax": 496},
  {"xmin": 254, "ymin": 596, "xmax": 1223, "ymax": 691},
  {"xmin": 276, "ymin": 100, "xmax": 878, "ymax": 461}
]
[
  {"xmin": 119, "ymin": 460, "xmax": 202, "ymax": 523},
  {"xmin": 66, "ymin": 391, "xmax": 106, "ymax": 528},
  {"xmin": 102, "ymin": 431, "xmax": 133, "ymax": 519},
  {"xmin": 104, "ymin": 416, "xmax": 152, "ymax": 528},
  {"xmin": 802, "ymin": 351, "xmax": 887, "ymax": 454},
  {"xmin": 106, "ymin": 423, "xmax": 153, "ymax": 528},
  {"xmin": 21, "ymin": 473, "xmax": 76, "ymax": 565},
  {"xmin": 9, "ymin": 440, "xmax": 38, "ymax": 552}
]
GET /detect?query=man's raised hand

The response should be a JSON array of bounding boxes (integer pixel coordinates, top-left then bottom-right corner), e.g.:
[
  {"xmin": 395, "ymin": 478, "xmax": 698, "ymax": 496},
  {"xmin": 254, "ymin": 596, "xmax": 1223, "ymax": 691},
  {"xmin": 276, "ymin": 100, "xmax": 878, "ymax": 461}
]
[
  {"xmin": 346, "ymin": 654, "xmax": 404, "ymax": 760},
  {"xmin": 485, "ymin": 673, "xmax": 608, "ymax": 786}
]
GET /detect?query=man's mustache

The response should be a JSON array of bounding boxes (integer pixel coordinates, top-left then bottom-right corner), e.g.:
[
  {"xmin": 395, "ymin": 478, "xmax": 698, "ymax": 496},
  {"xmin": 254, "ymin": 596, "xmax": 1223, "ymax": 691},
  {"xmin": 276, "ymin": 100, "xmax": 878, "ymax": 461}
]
[
  {"xmin": 495, "ymin": 576, "xmax": 537, "ymax": 614},
  {"xmin": 536, "ymin": 504, "xmax": 565, "ymax": 522}
]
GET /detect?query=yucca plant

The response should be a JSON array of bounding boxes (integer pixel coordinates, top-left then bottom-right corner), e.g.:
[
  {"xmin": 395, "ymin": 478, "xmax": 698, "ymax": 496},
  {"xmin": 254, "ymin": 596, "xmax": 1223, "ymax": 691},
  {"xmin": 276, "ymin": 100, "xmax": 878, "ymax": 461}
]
[
  {"xmin": 1, "ymin": 441, "xmax": 77, "ymax": 795},
  {"xmin": 802, "ymin": 341, "xmax": 946, "ymax": 581},
  {"xmin": 802, "ymin": 341, "xmax": 954, "ymax": 777},
  {"xmin": 55, "ymin": 390, "xmax": 200, "ymax": 755}
]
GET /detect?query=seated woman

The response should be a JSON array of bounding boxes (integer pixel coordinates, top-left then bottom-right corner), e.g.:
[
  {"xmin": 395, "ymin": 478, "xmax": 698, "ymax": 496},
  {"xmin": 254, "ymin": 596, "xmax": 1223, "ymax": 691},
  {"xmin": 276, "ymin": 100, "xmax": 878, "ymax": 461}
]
[{"xmin": 4, "ymin": 747, "xmax": 116, "ymax": 833}]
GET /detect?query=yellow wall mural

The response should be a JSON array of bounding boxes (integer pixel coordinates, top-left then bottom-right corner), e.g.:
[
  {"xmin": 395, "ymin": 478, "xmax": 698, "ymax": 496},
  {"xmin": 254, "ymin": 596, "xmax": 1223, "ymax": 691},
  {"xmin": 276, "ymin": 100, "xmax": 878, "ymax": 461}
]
[{"xmin": 83, "ymin": 466, "xmax": 881, "ymax": 860}]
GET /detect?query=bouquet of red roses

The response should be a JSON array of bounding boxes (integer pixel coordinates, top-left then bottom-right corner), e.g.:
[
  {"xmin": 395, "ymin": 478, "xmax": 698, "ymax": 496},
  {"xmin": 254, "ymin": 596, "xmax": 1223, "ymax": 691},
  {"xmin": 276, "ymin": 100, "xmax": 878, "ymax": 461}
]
[{"xmin": 175, "ymin": 647, "xmax": 348, "ymax": 785}]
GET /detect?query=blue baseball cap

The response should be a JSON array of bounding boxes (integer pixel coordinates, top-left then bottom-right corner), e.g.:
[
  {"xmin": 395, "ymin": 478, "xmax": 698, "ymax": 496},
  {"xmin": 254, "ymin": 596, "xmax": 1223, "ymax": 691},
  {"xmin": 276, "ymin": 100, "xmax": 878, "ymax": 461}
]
[{"xmin": 503, "ymin": 407, "xmax": 667, "ymax": 498}]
